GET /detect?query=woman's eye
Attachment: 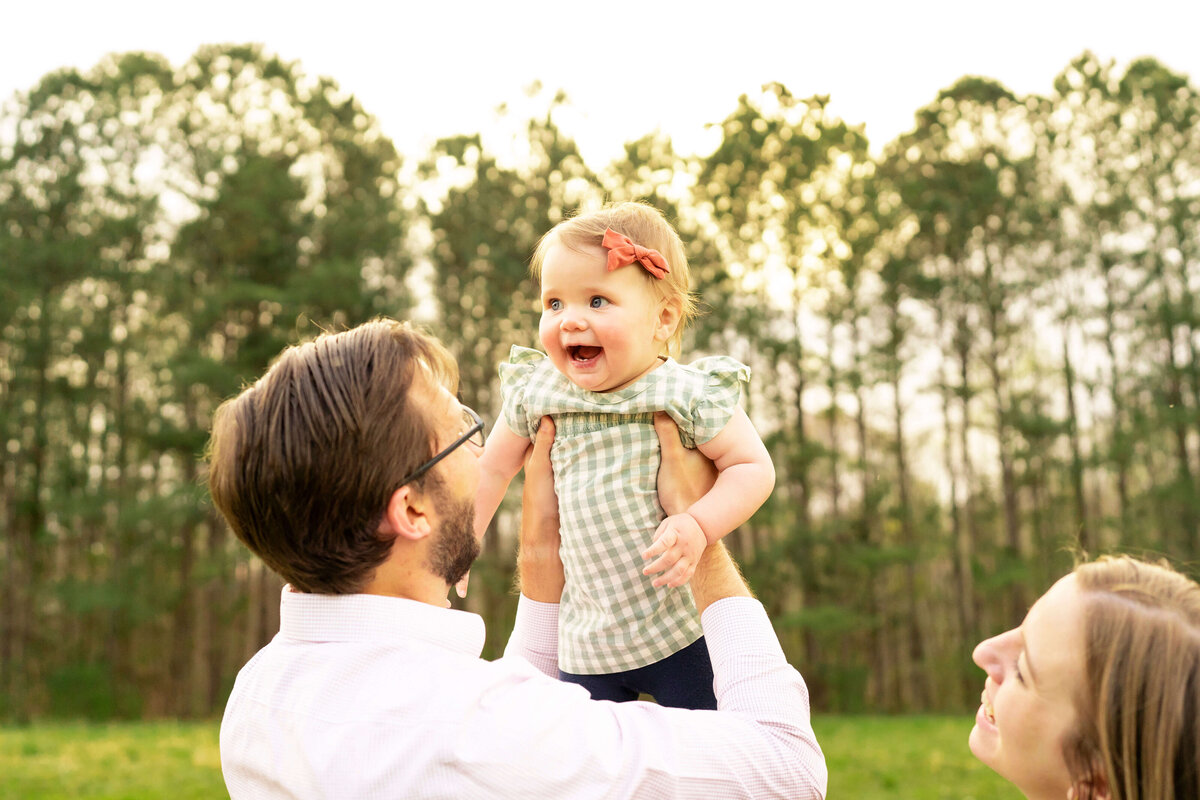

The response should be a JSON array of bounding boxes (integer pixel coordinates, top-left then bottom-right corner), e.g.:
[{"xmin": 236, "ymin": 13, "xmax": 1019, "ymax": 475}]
[{"xmin": 590, "ymin": 296, "xmax": 609, "ymax": 309}]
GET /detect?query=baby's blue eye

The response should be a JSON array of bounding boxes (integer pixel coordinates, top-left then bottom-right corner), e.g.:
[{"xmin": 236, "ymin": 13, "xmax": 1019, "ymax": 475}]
[
  {"xmin": 590, "ymin": 296, "xmax": 609, "ymax": 309},
  {"xmin": 547, "ymin": 299, "xmax": 562, "ymax": 311}
]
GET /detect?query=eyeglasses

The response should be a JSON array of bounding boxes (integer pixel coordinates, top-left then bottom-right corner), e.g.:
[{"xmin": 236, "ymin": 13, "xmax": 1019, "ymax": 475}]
[{"xmin": 397, "ymin": 405, "xmax": 485, "ymax": 488}]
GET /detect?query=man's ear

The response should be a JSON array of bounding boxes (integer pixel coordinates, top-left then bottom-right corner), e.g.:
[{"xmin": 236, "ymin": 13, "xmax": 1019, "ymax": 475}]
[
  {"xmin": 654, "ymin": 296, "xmax": 683, "ymax": 345},
  {"xmin": 380, "ymin": 484, "xmax": 433, "ymax": 542}
]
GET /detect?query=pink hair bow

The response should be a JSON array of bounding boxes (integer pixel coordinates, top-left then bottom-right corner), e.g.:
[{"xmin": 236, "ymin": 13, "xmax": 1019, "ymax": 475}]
[{"xmin": 601, "ymin": 228, "xmax": 670, "ymax": 280}]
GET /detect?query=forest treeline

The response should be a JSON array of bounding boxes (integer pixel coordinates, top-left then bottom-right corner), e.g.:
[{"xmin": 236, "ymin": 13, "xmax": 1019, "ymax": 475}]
[{"xmin": 2, "ymin": 44, "xmax": 1198, "ymax": 721}]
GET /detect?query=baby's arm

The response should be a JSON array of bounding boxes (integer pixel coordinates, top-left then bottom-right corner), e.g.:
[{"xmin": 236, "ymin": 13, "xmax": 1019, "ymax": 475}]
[
  {"xmin": 642, "ymin": 407, "xmax": 774, "ymax": 587},
  {"xmin": 682, "ymin": 406, "xmax": 775, "ymax": 539},
  {"xmin": 457, "ymin": 418, "xmax": 532, "ymax": 598},
  {"xmin": 474, "ymin": 416, "xmax": 533, "ymax": 540}
]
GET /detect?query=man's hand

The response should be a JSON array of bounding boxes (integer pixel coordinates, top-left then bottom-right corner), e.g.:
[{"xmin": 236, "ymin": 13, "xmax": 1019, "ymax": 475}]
[
  {"xmin": 516, "ymin": 417, "xmax": 564, "ymax": 602},
  {"xmin": 651, "ymin": 412, "xmax": 752, "ymax": 609},
  {"xmin": 642, "ymin": 513, "xmax": 707, "ymax": 587},
  {"xmin": 653, "ymin": 412, "xmax": 717, "ymax": 516},
  {"xmin": 643, "ymin": 413, "xmax": 717, "ymax": 587}
]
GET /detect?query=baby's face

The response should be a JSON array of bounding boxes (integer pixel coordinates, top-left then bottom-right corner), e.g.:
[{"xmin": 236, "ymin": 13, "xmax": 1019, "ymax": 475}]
[{"xmin": 538, "ymin": 242, "xmax": 671, "ymax": 393}]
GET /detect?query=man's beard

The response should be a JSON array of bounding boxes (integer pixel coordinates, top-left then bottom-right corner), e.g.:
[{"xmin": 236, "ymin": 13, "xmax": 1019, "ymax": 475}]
[{"xmin": 427, "ymin": 489, "xmax": 479, "ymax": 586}]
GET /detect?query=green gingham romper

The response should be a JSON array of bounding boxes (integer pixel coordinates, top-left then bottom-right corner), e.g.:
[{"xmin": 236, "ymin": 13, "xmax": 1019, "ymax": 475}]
[{"xmin": 499, "ymin": 345, "xmax": 750, "ymax": 674}]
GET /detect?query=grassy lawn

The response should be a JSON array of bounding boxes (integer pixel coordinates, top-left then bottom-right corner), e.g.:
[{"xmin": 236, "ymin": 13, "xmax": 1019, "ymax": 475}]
[
  {"xmin": 817, "ymin": 715, "xmax": 1020, "ymax": 799},
  {"xmin": 0, "ymin": 715, "xmax": 1019, "ymax": 799},
  {"xmin": 0, "ymin": 721, "xmax": 223, "ymax": 799}
]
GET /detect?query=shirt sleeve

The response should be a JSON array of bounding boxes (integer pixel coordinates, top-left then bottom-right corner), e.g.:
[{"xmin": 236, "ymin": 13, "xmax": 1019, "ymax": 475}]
[
  {"xmin": 686, "ymin": 355, "xmax": 751, "ymax": 445},
  {"xmin": 479, "ymin": 596, "xmax": 826, "ymax": 800},
  {"xmin": 497, "ymin": 346, "xmax": 545, "ymax": 439},
  {"xmin": 503, "ymin": 594, "xmax": 559, "ymax": 678}
]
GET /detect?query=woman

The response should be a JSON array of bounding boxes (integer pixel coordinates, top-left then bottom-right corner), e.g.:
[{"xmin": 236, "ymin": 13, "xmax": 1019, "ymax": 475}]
[{"xmin": 971, "ymin": 556, "xmax": 1200, "ymax": 800}]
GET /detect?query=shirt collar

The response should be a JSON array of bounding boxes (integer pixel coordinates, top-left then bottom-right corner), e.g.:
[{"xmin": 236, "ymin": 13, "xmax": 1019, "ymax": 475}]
[{"xmin": 278, "ymin": 586, "xmax": 486, "ymax": 658}]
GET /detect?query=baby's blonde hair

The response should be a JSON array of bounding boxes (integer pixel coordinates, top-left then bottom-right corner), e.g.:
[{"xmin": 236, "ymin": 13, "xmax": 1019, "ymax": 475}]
[{"xmin": 530, "ymin": 201, "xmax": 697, "ymax": 358}]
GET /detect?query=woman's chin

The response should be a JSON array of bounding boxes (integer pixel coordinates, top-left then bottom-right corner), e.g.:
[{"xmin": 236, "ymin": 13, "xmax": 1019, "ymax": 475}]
[
  {"xmin": 967, "ymin": 714, "xmax": 996, "ymax": 764},
  {"xmin": 967, "ymin": 726, "xmax": 984, "ymax": 759}
]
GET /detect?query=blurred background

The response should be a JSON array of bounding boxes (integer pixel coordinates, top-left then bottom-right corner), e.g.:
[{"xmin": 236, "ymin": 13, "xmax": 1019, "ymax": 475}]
[{"xmin": 2, "ymin": 0, "xmax": 1199, "ymax": 726}]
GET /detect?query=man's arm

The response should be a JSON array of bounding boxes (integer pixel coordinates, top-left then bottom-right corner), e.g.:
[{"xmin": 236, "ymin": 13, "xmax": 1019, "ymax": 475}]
[
  {"xmin": 499, "ymin": 412, "xmax": 824, "ymax": 798},
  {"xmin": 505, "ymin": 417, "xmax": 563, "ymax": 677},
  {"xmin": 515, "ymin": 416, "xmax": 562, "ymax": 603},
  {"xmin": 651, "ymin": 411, "xmax": 755, "ymax": 609},
  {"xmin": 690, "ymin": 540, "xmax": 753, "ymax": 615}
]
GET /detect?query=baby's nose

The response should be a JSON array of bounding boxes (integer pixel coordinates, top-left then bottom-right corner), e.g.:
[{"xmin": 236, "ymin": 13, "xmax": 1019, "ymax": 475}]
[{"xmin": 561, "ymin": 308, "xmax": 587, "ymax": 329}]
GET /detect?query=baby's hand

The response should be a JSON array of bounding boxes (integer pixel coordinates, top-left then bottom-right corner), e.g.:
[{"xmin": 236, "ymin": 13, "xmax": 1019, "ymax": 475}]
[{"xmin": 641, "ymin": 514, "xmax": 707, "ymax": 588}]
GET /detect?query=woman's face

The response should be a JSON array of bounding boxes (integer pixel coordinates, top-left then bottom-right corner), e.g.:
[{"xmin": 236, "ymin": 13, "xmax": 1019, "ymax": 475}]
[{"xmin": 970, "ymin": 574, "xmax": 1087, "ymax": 800}]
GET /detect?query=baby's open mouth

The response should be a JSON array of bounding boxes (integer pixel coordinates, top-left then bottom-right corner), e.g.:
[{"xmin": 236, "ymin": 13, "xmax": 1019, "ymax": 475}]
[{"xmin": 569, "ymin": 345, "xmax": 602, "ymax": 362}]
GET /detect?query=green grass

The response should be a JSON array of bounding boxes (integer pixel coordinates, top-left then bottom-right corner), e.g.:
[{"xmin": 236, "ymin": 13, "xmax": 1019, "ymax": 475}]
[
  {"xmin": 0, "ymin": 716, "xmax": 1019, "ymax": 799},
  {"xmin": 0, "ymin": 721, "xmax": 223, "ymax": 799},
  {"xmin": 817, "ymin": 715, "xmax": 1021, "ymax": 799}
]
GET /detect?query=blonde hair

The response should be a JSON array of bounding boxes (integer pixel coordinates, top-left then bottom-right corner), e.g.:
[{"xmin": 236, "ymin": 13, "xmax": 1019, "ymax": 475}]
[
  {"xmin": 530, "ymin": 201, "xmax": 697, "ymax": 358},
  {"xmin": 1064, "ymin": 556, "xmax": 1200, "ymax": 800}
]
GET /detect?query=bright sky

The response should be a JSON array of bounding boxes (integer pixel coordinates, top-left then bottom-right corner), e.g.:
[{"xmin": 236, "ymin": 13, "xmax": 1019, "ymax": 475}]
[{"xmin": 3, "ymin": 0, "xmax": 1198, "ymax": 165}]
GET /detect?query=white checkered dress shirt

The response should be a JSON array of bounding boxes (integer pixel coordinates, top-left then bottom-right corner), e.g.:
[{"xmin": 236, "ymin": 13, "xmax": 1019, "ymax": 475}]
[{"xmin": 499, "ymin": 346, "xmax": 750, "ymax": 674}]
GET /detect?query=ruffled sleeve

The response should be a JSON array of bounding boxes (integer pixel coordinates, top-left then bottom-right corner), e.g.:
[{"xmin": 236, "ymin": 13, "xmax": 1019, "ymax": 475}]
[
  {"xmin": 686, "ymin": 355, "xmax": 751, "ymax": 446},
  {"xmin": 497, "ymin": 346, "xmax": 546, "ymax": 439}
]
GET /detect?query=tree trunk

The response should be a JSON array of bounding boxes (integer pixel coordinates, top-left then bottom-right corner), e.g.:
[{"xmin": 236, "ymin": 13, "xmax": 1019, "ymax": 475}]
[
  {"xmin": 826, "ymin": 321, "xmax": 842, "ymax": 524},
  {"xmin": 1164, "ymin": 362, "xmax": 1199, "ymax": 552},
  {"xmin": 895, "ymin": 416, "xmax": 921, "ymax": 708},
  {"xmin": 14, "ymin": 290, "xmax": 54, "ymax": 721},
  {"xmin": 939, "ymin": 358, "xmax": 975, "ymax": 703},
  {"xmin": 982, "ymin": 300, "xmax": 1027, "ymax": 622},
  {"xmin": 853, "ymin": 318, "xmax": 885, "ymax": 709},
  {"xmin": 890, "ymin": 309, "xmax": 925, "ymax": 711},
  {"xmin": 1099, "ymin": 263, "xmax": 1131, "ymax": 537},
  {"xmin": 171, "ymin": 510, "xmax": 197, "ymax": 716},
  {"xmin": 788, "ymin": 293, "xmax": 819, "ymax": 698},
  {"xmin": 955, "ymin": 320, "xmax": 986, "ymax": 633},
  {"xmin": 1061, "ymin": 324, "xmax": 1092, "ymax": 552}
]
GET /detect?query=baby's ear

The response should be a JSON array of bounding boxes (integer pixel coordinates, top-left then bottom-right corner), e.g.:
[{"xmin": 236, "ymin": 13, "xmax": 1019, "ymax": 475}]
[{"xmin": 654, "ymin": 296, "xmax": 683, "ymax": 344}]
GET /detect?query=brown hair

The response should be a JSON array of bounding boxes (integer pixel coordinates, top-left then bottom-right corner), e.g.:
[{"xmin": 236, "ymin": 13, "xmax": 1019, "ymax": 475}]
[
  {"xmin": 530, "ymin": 201, "xmax": 697, "ymax": 357},
  {"xmin": 206, "ymin": 319, "xmax": 458, "ymax": 594},
  {"xmin": 1063, "ymin": 556, "xmax": 1200, "ymax": 800}
]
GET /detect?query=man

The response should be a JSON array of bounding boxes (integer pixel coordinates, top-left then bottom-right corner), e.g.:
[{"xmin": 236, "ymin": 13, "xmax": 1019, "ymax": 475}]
[{"xmin": 209, "ymin": 318, "xmax": 826, "ymax": 799}]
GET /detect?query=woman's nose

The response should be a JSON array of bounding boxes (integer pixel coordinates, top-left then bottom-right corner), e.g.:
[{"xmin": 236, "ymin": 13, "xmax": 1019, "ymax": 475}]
[{"xmin": 972, "ymin": 631, "xmax": 1012, "ymax": 681}]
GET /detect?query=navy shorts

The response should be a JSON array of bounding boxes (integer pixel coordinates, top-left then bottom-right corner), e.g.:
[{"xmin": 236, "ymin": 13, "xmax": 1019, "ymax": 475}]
[{"xmin": 558, "ymin": 636, "xmax": 717, "ymax": 710}]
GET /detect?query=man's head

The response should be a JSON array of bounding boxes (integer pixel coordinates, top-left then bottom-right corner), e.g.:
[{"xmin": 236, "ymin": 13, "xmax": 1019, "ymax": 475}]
[{"xmin": 207, "ymin": 318, "xmax": 476, "ymax": 594}]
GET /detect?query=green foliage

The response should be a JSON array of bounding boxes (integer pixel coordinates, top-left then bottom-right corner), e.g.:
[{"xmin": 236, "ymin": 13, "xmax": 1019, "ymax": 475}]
[
  {"xmin": 45, "ymin": 662, "xmax": 142, "ymax": 721},
  {"xmin": 0, "ymin": 42, "xmax": 415, "ymax": 722},
  {"xmin": 777, "ymin": 603, "xmax": 876, "ymax": 634},
  {"xmin": 3, "ymin": 46, "xmax": 1200, "ymax": 722}
]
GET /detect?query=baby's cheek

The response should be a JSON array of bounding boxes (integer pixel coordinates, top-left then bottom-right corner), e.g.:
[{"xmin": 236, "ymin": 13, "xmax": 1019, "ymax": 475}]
[
  {"xmin": 537, "ymin": 321, "xmax": 558, "ymax": 353},
  {"xmin": 542, "ymin": 316, "xmax": 559, "ymax": 345}
]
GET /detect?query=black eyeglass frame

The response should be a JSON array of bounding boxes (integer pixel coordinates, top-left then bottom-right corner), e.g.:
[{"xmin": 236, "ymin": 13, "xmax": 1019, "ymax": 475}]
[{"xmin": 397, "ymin": 405, "xmax": 485, "ymax": 488}]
